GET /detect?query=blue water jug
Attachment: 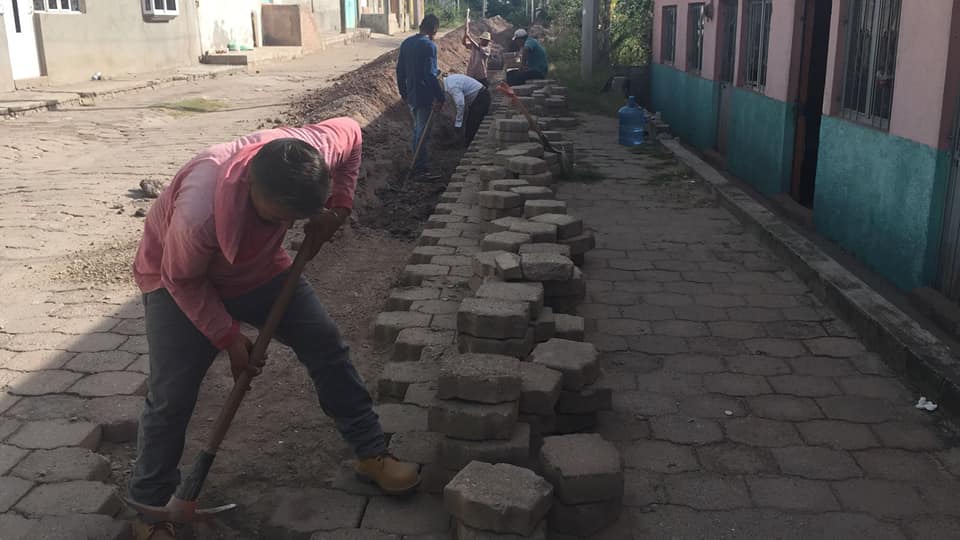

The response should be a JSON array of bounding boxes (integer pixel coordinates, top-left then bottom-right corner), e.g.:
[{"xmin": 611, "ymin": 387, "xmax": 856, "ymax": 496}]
[{"xmin": 618, "ymin": 96, "xmax": 645, "ymax": 146}]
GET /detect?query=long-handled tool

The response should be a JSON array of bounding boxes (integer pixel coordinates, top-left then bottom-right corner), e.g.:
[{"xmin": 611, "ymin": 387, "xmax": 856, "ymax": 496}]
[
  {"xmin": 495, "ymin": 81, "xmax": 573, "ymax": 177},
  {"xmin": 404, "ymin": 106, "xmax": 438, "ymax": 183},
  {"xmin": 125, "ymin": 231, "xmax": 320, "ymax": 524}
]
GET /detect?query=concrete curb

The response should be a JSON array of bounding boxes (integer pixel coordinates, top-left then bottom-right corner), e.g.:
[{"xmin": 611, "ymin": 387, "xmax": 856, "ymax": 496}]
[{"xmin": 662, "ymin": 138, "xmax": 960, "ymax": 414}]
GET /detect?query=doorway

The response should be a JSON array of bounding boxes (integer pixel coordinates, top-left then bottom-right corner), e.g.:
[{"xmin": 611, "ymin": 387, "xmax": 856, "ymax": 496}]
[
  {"xmin": 715, "ymin": 0, "xmax": 738, "ymax": 154},
  {"xmin": 789, "ymin": 0, "xmax": 832, "ymax": 208},
  {"xmin": 937, "ymin": 97, "xmax": 960, "ymax": 300},
  {"xmin": 2, "ymin": 0, "xmax": 42, "ymax": 80}
]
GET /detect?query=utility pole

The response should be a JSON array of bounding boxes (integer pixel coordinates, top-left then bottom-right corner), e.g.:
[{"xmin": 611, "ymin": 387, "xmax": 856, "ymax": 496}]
[{"xmin": 580, "ymin": 0, "xmax": 597, "ymax": 78}]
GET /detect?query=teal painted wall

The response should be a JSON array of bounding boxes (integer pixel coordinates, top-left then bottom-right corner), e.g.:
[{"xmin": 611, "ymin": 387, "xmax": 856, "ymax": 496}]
[
  {"xmin": 726, "ymin": 88, "xmax": 797, "ymax": 196},
  {"xmin": 651, "ymin": 63, "xmax": 719, "ymax": 150},
  {"xmin": 814, "ymin": 116, "xmax": 952, "ymax": 290}
]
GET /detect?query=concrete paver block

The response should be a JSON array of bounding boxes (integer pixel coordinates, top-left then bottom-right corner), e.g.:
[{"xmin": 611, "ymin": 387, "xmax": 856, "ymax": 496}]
[
  {"xmin": 429, "ymin": 399, "xmax": 519, "ymax": 441},
  {"xmin": 22, "ymin": 514, "xmax": 129, "ymax": 540},
  {"xmin": 540, "ymin": 434, "xmax": 624, "ymax": 504},
  {"xmin": 510, "ymin": 221, "xmax": 558, "ymax": 243},
  {"xmin": 530, "ymin": 214, "xmax": 583, "ymax": 240},
  {"xmin": 0, "ymin": 513, "xmax": 35, "ymax": 540},
  {"xmin": 560, "ymin": 232, "xmax": 596, "ymax": 256},
  {"xmin": 378, "ymin": 361, "xmax": 439, "ymax": 400},
  {"xmin": 519, "ymin": 363, "xmax": 563, "ymax": 415},
  {"xmin": 553, "ymin": 314, "xmax": 585, "ymax": 341},
  {"xmin": 476, "ymin": 282, "xmax": 545, "ymax": 318},
  {"xmin": 386, "ymin": 431, "xmax": 443, "ymax": 465},
  {"xmin": 556, "ymin": 386, "xmax": 613, "ymax": 414},
  {"xmin": 410, "ymin": 245, "xmax": 457, "ymax": 264},
  {"xmin": 269, "ymin": 487, "xmax": 366, "ymax": 532},
  {"xmin": 519, "ymin": 243, "xmax": 572, "ymax": 257},
  {"xmin": 12, "ymin": 447, "xmax": 110, "ymax": 483},
  {"xmin": 438, "ymin": 423, "xmax": 531, "ymax": 470},
  {"xmin": 399, "ymin": 264, "xmax": 450, "ymax": 286},
  {"xmin": 495, "ymin": 252, "xmax": 523, "ymax": 281},
  {"xmin": 507, "ymin": 157, "xmax": 549, "ymax": 176},
  {"xmin": 529, "ymin": 339, "xmax": 600, "ymax": 390},
  {"xmin": 520, "ymin": 172, "xmax": 555, "ymax": 187},
  {"xmin": 474, "ymin": 250, "xmax": 512, "ymax": 277},
  {"xmin": 489, "ymin": 217, "xmax": 529, "ymax": 233},
  {"xmin": 534, "ymin": 307, "xmax": 557, "ymax": 343},
  {"xmin": 360, "ymin": 492, "xmax": 451, "ymax": 535},
  {"xmin": 520, "ymin": 253, "xmax": 574, "ymax": 282},
  {"xmin": 478, "ymin": 191, "xmax": 523, "ymax": 210},
  {"xmin": 15, "ymin": 480, "xmax": 120, "ymax": 516},
  {"xmin": 419, "ymin": 228, "xmax": 463, "ymax": 246},
  {"xmin": 510, "ymin": 186, "xmax": 555, "ymax": 202},
  {"xmin": 386, "ymin": 287, "xmax": 443, "ymax": 311},
  {"xmin": 547, "ymin": 497, "xmax": 621, "ymax": 537},
  {"xmin": 8, "ymin": 420, "xmax": 101, "ymax": 450},
  {"xmin": 481, "ymin": 232, "xmax": 533, "ymax": 253},
  {"xmin": 0, "ymin": 475, "xmax": 34, "ymax": 512},
  {"xmin": 7, "ymin": 370, "xmax": 82, "ymax": 397},
  {"xmin": 458, "ymin": 298, "xmax": 531, "ymax": 340},
  {"xmin": 375, "ymin": 403, "xmax": 429, "ymax": 434},
  {"xmin": 456, "ymin": 520, "xmax": 546, "ymax": 540},
  {"xmin": 374, "ymin": 312, "xmax": 432, "ymax": 349},
  {"xmin": 69, "ymin": 371, "xmax": 147, "ymax": 397},
  {"xmin": 0, "ymin": 444, "xmax": 29, "ymax": 476},
  {"xmin": 497, "ymin": 118, "xmax": 530, "ymax": 132},
  {"xmin": 458, "ymin": 330, "xmax": 536, "ymax": 359},
  {"xmin": 524, "ymin": 200, "xmax": 567, "ymax": 219},
  {"xmin": 490, "ymin": 179, "xmax": 530, "ymax": 192},
  {"xmin": 444, "ymin": 461, "xmax": 553, "ymax": 536},
  {"xmin": 438, "ymin": 354, "xmax": 522, "ymax": 404},
  {"xmin": 64, "ymin": 351, "xmax": 138, "ymax": 373},
  {"xmin": 393, "ymin": 328, "xmax": 455, "ymax": 362}
]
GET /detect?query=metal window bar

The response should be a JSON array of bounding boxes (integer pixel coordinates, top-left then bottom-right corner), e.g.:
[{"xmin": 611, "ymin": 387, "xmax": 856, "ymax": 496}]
[
  {"xmin": 662, "ymin": 6, "xmax": 677, "ymax": 63},
  {"xmin": 688, "ymin": 3, "xmax": 704, "ymax": 72},
  {"xmin": 841, "ymin": 0, "xmax": 900, "ymax": 129},
  {"xmin": 744, "ymin": 0, "xmax": 771, "ymax": 91}
]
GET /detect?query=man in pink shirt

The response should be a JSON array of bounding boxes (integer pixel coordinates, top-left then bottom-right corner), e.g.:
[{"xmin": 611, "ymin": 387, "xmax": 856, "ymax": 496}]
[{"xmin": 128, "ymin": 118, "xmax": 418, "ymax": 540}]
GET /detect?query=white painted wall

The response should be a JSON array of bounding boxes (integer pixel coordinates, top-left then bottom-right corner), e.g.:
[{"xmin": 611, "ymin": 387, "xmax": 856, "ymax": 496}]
[{"xmin": 197, "ymin": 0, "xmax": 261, "ymax": 53}]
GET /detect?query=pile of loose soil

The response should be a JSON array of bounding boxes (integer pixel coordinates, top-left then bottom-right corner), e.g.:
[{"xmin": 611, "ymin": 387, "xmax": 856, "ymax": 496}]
[{"xmin": 285, "ymin": 18, "xmax": 513, "ymax": 239}]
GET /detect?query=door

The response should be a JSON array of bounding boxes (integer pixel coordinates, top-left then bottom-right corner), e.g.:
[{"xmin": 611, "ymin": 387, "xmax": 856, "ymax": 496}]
[
  {"xmin": 344, "ymin": 0, "xmax": 357, "ymax": 28},
  {"xmin": 937, "ymin": 97, "xmax": 960, "ymax": 300},
  {"xmin": 2, "ymin": 0, "xmax": 41, "ymax": 80},
  {"xmin": 715, "ymin": 0, "xmax": 738, "ymax": 154},
  {"xmin": 789, "ymin": 0, "xmax": 832, "ymax": 207}
]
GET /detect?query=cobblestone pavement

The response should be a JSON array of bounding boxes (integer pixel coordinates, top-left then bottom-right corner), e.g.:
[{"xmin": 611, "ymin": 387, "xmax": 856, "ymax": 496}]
[
  {"xmin": 0, "ymin": 35, "xmax": 409, "ymax": 538},
  {"xmin": 562, "ymin": 115, "xmax": 960, "ymax": 539}
]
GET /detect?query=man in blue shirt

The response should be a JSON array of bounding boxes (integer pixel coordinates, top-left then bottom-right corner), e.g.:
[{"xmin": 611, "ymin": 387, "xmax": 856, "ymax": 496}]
[
  {"xmin": 506, "ymin": 29, "xmax": 549, "ymax": 86},
  {"xmin": 397, "ymin": 15, "xmax": 445, "ymax": 180}
]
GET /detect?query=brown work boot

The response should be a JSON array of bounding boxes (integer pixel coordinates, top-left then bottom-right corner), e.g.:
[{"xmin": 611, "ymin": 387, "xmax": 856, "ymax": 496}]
[
  {"xmin": 132, "ymin": 518, "xmax": 177, "ymax": 540},
  {"xmin": 354, "ymin": 453, "xmax": 420, "ymax": 495}
]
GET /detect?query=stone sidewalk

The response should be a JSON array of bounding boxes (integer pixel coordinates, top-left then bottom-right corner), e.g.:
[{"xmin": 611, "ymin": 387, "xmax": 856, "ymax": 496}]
[{"xmin": 562, "ymin": 115, "xmax": 960, "ymax": 539}]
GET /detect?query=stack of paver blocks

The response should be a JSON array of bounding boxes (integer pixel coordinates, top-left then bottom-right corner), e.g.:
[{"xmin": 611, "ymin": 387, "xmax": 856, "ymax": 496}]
[
  {"xmin": 445, "ymin": 461, "xmax": 553, "ymax": 539},
  {"xmin": 540, "ymin": 434, "xmax": 624, "ymax": 538},
  {"xmin": 457, "ymin": 281, "xmax": 545, "ymax": 359},
  {"xmin": 492, "ymin": 118, "xmax": 531, "ymax": 149},
  {"xmin": 529, "ymin": 338, "xmax": 608, "ymax": 435},
  {"xmin": 425, "ymin": 353, "xmax": 531, "ymax": 494}
]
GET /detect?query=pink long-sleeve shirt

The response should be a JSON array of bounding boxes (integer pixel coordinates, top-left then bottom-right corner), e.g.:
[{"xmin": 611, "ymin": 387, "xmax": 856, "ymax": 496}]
[{"xmin": 133, "ymin": 118, "xmax": 362, "ymax": 350}]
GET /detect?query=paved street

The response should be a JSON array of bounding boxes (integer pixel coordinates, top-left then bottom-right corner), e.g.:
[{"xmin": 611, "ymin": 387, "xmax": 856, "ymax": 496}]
[
  {"xmin": 0, "ymin": 35, "xmax": 409, "ymax": 537},
  {"xmin": 563, "ymin": 115, "xmax": 960, "ymax": 538}
]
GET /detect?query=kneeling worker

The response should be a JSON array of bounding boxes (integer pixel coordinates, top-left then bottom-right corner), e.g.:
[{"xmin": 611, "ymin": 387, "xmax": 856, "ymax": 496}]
[{"xmin": 443, "ymin": 73, "xmax": 491, "ymax": 147}]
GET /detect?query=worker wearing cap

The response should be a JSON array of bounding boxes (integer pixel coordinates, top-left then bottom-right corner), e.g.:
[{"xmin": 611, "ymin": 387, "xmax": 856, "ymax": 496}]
[
  {"xmin": 463, "ymin": 28, "xmax": 492, "ymax": 87},
  {"xmin": 443, "ymin": 73, "xmax": 491, "ymax": 146},
  {"xmin": 507, "ymin": 28, "xmax": 548, "ymax": 86}
]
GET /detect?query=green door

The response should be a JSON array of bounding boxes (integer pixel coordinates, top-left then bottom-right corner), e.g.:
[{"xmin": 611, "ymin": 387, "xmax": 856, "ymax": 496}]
[{"xmin": 345, "ymin": 0, "xmax": 357, "ymax": 28}]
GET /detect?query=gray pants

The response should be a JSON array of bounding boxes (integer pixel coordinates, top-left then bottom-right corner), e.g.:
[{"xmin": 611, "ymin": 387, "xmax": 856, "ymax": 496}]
[{"xmin": 128, "ymin": 272, "xmax": 385, "ymax": 507}]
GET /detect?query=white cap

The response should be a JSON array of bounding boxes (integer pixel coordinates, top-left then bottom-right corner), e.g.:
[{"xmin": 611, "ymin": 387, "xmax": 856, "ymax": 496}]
[{"xmin": 513, "ymin": 29, "xmax": 528, "ymax": 39}]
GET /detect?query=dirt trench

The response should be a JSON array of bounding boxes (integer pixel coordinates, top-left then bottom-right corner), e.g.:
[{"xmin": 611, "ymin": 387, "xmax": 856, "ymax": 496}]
[{"xmin": 105, "ymin": 19, "xmax": 513, "ymax": 539}]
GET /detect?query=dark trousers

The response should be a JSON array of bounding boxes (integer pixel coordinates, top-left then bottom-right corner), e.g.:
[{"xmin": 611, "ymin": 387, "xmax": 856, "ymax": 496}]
[
  {"xmin": 128, "ymin": 273, "xmax": 384, "ymax": 507},
  {"xmin": 506, "ymin": 69, "xmax": 545, "ymax": 86},
  {"xmin": 465, "ymin": 88, "xmax": 491, "ymax": 146}
]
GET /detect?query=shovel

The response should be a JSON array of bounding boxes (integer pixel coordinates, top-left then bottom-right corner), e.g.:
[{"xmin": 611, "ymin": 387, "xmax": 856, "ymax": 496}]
[
  {"xmin": 124, "ymin": 230, "xmax": 321, "ymax": 524},
  {"xmin": 495, "ymin": 81, "xmax": 573, "ymax": 177}
]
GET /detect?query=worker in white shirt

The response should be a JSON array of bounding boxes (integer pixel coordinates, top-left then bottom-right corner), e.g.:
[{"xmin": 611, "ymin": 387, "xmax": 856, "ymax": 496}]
[{"xmin": 442, "ymin": 73, "xmax": 491, "ymax": 147}]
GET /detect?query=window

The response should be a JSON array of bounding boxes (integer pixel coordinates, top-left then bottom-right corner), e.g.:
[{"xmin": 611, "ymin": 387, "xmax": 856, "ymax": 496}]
[
  {"xmin": 841, "ymin": 0, "xmax": 901, "ymax": 129},
  {"xmin": 743, "ymin": 0, "xmax": 772, "ymax": 91},
  {"xmin": 661, "ymin": 6, "xmax": 677, "ymax": 65},
  {"xmin": 34, "ymin": 0, "xmax": 81, "ymax": 12},
  {"xmin": 687, "ymin": 3, "xmax": 705, "ymax": 73},
  {"xmin": 143, "ymin": 0, "xmax": 178, "ymax": 20}
]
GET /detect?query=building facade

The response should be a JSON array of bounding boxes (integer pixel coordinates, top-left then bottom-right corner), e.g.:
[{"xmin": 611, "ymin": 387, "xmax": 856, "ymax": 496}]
[{"xmin": 651, "ymin": 0, "xmax": 960, "ymax": 298}]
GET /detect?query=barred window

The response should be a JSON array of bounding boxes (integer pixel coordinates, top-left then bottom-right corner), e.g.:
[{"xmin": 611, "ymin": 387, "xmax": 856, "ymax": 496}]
[
  {"xmin": 841, "ymin": 0, "xmax": 901, "ymax": 129},
  {"xmin": 743, "ymin": 0, "xmax": 772, "ymax": 91},
  {"xmin": 687, "ymin": 3, "xmax": 704, "ymax": 73},
  {"xmin": 661, "ymin": 6, "xmax": 677, "ymax": 64},
  {"xmin": 34, "ymin": 0, "xmax": 80, "ymax": 12}
]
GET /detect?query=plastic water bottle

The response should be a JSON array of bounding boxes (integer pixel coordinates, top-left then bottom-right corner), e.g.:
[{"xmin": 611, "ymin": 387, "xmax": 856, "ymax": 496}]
[{"xmin": 618, "ymin": 96, "xmax": 645, "ymax": 146}]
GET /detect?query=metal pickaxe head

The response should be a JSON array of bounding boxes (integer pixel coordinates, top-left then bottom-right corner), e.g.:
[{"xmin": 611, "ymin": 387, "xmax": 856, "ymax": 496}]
[{"xmin": 124, "ymin": 497, "xmax": 237, "ymax": 524}]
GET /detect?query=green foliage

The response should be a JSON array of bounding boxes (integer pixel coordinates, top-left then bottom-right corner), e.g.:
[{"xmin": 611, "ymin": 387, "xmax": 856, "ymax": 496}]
[
  {"xmin": 550, "ymin": 60, "xmax": 619, "ymax": 117},
  {"xmin": 610, "ymin": 0, "xmax": 653, "ymax": 65}
]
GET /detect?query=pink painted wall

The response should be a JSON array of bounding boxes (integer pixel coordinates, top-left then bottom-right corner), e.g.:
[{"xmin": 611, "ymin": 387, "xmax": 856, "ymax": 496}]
[
  {"xmin": 762, "ymin": 0, "xmax": 802, "ymax": 102},
  {"xmin": 822, "ymin": 0, "xmax": 847, "ymax": 116},
  {"xmin": 888, "ymin": 1, "xmax": 954, "ymax": 149},
  {"xmin": 940, "ymin": 0, "xmax": 960, "ymax": 150}
]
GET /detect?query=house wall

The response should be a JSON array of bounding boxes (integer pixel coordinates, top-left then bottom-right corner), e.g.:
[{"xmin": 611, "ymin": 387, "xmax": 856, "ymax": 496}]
[
  {"xmin": 0, "ymin": 14, "xmax": 14, "ymax": 92},
  {"xmin": 34, "ymin": 0, "xmax": 201, "ymax": 85},
  {"xmin": 814, "ymin": 1, "xmax": 957, "ymax": 290},
  {"xmin": 197, "ymin": 0, "xmax": 261, "ymax": 53},
  {"xmin": 265, "ymin": 0, "xmax": 343, "ymax": 34}
]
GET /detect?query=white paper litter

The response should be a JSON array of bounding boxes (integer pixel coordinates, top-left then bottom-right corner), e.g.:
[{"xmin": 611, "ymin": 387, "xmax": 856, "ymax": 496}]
[{"xmin": 915, "ymin": 397, "xmax": 938, "ymax": 412}]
